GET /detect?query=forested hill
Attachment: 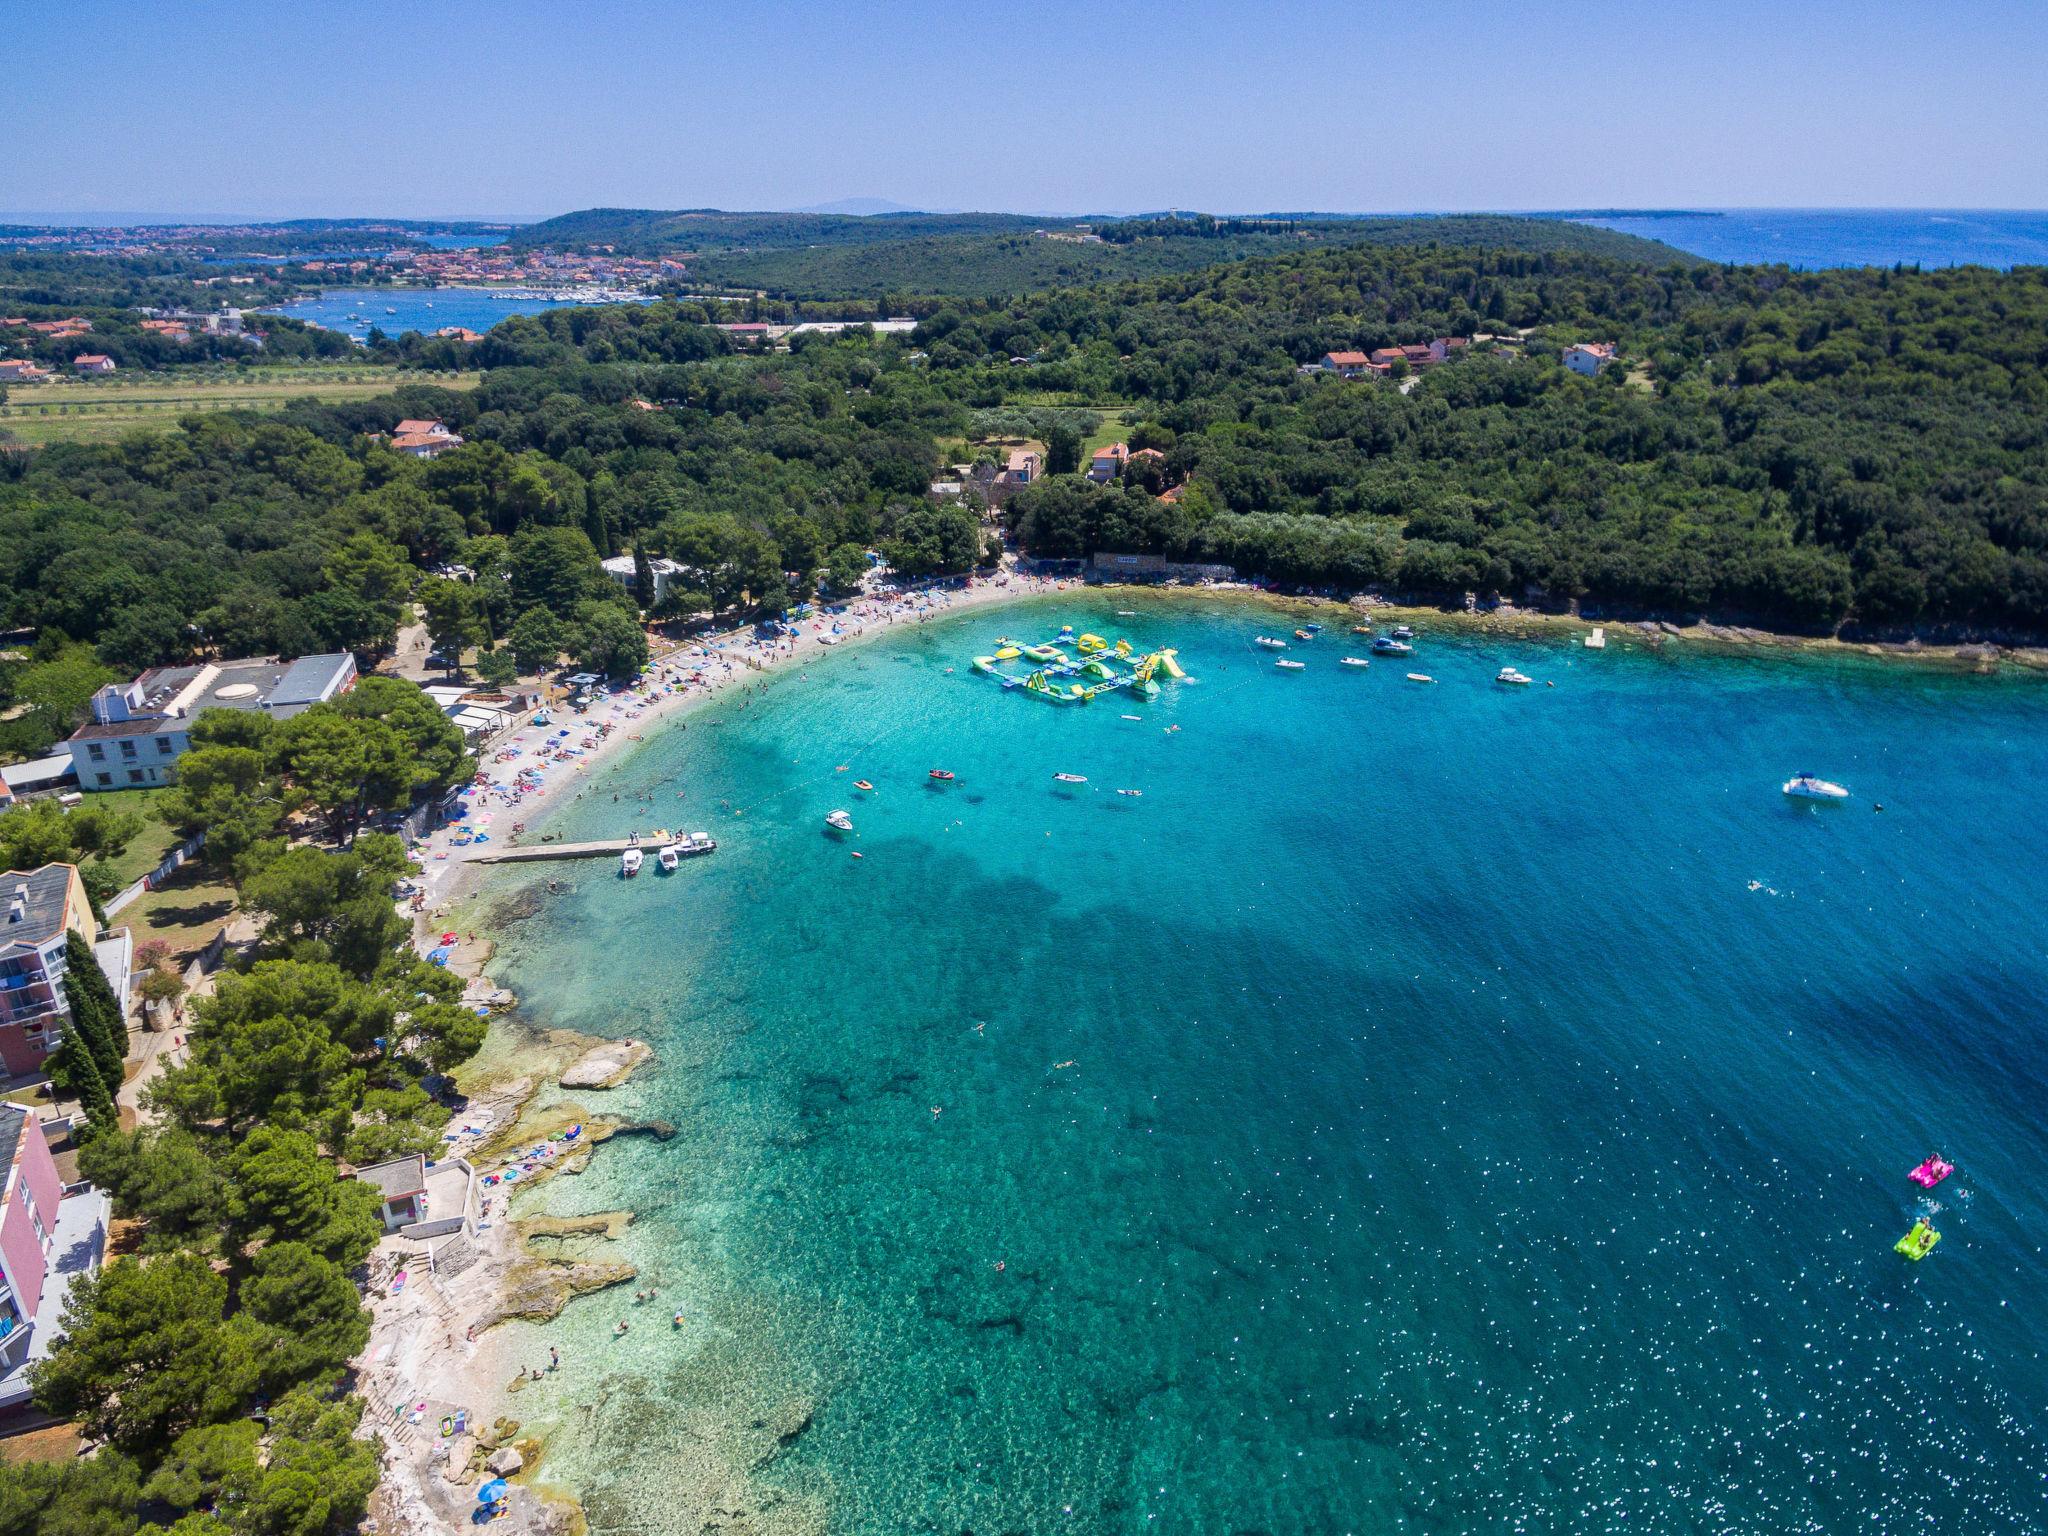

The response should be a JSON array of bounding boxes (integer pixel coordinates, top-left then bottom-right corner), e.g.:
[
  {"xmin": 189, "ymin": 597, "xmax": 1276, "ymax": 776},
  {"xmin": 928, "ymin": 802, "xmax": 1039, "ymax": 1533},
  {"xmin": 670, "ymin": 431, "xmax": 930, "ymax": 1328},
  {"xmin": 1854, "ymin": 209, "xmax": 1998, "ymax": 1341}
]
[
  {"xmin": 508, "ymin": 206, "xmax": 1688, "ymax": 300},
  {"xmin": 681, "ymin": 215, "xmax": 1690, "ymax": 302},
  {"xmin": 946, "ymin": 246, "xmax": 2048, "ymax": 631},
  {"xmin": 505, "ymin": 207, "xmax": 1049, "ymax": 255}
]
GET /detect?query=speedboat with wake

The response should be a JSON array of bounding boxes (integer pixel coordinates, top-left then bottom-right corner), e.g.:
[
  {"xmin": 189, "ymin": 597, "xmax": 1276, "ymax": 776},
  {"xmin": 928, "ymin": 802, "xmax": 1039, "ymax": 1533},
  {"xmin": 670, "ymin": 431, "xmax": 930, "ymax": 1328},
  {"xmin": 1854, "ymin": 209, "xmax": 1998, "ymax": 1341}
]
[{"xmin": 1782, "ymin": 772, "xmax": 1849, "ymax": 801}]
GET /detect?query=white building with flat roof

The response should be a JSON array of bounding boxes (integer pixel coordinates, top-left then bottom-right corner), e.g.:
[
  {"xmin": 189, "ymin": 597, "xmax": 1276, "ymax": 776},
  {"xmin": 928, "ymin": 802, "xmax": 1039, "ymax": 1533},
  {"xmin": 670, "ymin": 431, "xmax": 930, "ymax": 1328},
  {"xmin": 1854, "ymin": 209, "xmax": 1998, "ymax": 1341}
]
[
  {"xmin": 601, "ymin": 554, "xmax": 685, "ymax": 608},
  {"xmin": 65, "ymin": 653, "xmax": 357, "ymax": 792}
]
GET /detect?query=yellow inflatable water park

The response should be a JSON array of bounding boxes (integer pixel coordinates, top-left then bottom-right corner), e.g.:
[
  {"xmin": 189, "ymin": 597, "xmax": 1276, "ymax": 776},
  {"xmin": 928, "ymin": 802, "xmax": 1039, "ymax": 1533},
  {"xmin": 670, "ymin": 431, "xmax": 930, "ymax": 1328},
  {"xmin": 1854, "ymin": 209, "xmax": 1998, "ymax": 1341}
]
[{"xmin": 977, "ymin": 627, "xmax": 1189, "ymax": 704}]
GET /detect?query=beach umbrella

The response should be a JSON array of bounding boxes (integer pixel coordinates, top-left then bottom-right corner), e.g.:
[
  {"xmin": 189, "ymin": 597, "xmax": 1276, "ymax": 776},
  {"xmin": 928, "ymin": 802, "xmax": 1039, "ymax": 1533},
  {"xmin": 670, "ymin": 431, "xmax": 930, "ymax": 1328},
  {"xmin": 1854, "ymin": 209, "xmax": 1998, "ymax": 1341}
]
[{"xmin": 477, "ymin": 1479, "xmax": 508, "ymax": 1505}]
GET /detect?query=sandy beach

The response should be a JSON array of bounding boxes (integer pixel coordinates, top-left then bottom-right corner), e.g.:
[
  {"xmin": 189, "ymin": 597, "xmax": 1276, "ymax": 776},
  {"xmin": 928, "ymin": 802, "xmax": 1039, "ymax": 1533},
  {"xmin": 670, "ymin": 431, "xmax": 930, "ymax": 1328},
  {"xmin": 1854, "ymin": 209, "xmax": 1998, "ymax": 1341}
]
[
  {"xmin": 408, "ymin": 570, "xmax": 1067, "ymax": 917},
  {"xmin": 359, "ymin": 570, "xmax": 1066, "ymax": 1536}
]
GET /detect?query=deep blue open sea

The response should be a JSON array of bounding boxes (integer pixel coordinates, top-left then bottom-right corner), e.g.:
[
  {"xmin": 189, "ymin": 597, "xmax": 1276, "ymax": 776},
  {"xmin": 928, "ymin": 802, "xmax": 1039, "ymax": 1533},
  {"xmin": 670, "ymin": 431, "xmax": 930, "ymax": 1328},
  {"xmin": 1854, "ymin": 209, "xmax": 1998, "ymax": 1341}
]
[
  {"xmin": 1572, "ymin": 209, "xmax": 2048, "ymax": 269},
  {"xmin": 481, "ymin": 595, "xmax": 2048, "ymax": 1534}
]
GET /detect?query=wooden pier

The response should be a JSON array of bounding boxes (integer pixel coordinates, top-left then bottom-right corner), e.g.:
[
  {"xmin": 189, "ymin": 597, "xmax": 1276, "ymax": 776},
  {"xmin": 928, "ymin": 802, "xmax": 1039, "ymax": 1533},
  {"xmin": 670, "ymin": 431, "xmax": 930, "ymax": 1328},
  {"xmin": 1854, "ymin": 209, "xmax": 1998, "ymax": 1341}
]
[{"xmin": 469, "ymin": 833, "xmax": 715, "ymax": 866}]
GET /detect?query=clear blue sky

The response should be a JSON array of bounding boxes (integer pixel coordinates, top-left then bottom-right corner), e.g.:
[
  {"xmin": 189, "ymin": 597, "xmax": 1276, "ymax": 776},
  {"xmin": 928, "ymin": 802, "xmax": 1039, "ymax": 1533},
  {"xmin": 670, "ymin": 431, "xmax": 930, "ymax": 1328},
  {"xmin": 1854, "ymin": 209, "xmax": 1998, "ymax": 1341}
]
[{"xmin": 9, "ymin": 0, "xmax": 2046, "ymax": 220}]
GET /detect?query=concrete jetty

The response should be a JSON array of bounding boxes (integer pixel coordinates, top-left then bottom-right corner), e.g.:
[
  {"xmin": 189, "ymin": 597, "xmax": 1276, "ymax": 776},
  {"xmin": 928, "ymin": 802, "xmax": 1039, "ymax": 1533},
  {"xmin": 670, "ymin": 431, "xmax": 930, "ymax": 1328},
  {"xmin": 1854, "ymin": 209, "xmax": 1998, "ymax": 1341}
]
[{"xmin": 470, "ymin": 833, "xmax": 715, "ymax": 866}]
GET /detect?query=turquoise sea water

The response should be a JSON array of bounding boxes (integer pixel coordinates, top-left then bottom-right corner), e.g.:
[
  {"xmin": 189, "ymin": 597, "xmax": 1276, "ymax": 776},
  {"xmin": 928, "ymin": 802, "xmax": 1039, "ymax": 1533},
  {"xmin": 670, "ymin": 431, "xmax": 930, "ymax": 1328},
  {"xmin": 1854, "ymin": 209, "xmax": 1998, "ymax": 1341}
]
[
  {"xmin": 271, "ymin": 286, "xmax": 651, "ymax": 343},
  {"xmin": 1570, "ymin": 209, "xmax": 2048, "ymax": 269},
  {"xmin": 482, "ymin": 596, "xmax": 2048, "ymax": 1534}
]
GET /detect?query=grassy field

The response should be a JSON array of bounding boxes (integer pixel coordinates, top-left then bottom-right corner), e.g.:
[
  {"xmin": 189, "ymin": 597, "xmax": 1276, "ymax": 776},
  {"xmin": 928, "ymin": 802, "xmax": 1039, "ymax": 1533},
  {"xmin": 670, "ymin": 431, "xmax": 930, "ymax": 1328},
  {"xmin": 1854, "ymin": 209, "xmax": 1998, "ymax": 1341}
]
[
  {"xmin": 117, "ymin": 863, "xmax": 237, "ymax": 961},
  {"xmin": 0, "ymin": 364, "xmax": 475, "ymax": 445},
  {"xmin": 87, "ymin": 788, "xmax": 182, "ymax": 886}
]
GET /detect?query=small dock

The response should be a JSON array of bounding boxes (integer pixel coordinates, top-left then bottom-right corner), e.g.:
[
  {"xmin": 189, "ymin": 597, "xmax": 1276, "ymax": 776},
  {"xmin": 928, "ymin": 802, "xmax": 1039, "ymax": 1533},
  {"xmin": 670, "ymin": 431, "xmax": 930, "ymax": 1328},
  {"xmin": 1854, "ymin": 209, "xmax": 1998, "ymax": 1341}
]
[{"xmin": 470, "ymin": 833, "xmax": 716, "ymax": 866}]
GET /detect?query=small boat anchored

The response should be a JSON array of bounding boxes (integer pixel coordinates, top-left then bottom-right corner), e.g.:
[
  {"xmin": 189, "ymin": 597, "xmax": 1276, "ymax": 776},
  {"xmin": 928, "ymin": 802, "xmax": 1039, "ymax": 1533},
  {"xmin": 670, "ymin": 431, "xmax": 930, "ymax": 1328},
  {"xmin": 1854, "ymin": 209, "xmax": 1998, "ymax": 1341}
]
[
  {"xmin": 1782, "ymin": 772, "xmax": 1849, "ymax": 801},
  {"xmin": 853, "ymin": 779, "xmax": 875, "ymax": 792},
  {"xmin": 1371, "ymin": 636, "xmax": 1413, "ymax": 657},
  {"xmin": 928, "ymin": 769, "xmax": 955, "ymax": 782},
  {"xmin": 1340, "ymin": 657, "xmax": 1370, "ymax": 668},
  {"xmin": 1255, "ymin": 636, "xmax": 1288, "ymax": 649},
  {"xmin": 1275, "ymin": 659, "xmax": 1306, "ymax": 670},
  {"xmin": 656, "ymin": 845, "xmax": 680, "ymax": 873},
  {"xmin": 620, "ymin": 847, "xmax": 643, "ymax": 877},
  {"xmin": 1496, "ymin": 667, "xmax": 1533, "ymax": 686},
  {"xmin": 1406, "ymin": 672, "xmax": 1435, "ymax": 684},
  {"xmin": 825, "ymin": 809, "xmax": 854, "ymax": 833},
  {"xmin": 1391, "ymin": 625, "xmax": 1415, "ymax": 640},
  {"xmin": 1053, "ymin": 772, "xmax": 1087, "ymax": 784},
  {"xmin": 1294, "ymin": 628, "xmax": 1314, "ymax": 641}
]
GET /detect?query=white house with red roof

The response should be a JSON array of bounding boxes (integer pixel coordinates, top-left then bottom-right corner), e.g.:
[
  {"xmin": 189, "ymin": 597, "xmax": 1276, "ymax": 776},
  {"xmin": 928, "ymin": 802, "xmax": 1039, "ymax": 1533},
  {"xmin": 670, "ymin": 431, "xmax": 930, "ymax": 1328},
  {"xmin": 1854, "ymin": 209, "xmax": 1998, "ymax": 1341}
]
[
  {"xmin": 1564, "ymin": 342, "xmax": 1618, "ymax": 376},
  {"xmin": 1086, "ymin": 442, "xmax": 1129, "ymax": 483}
]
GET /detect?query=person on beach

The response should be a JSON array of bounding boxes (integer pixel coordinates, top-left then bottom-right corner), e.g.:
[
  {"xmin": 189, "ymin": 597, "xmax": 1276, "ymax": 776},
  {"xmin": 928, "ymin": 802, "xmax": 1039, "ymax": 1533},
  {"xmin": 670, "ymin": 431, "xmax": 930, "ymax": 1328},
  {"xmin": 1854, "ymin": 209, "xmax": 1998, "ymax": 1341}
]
[{"xmin": 550, "ymin": 1346, "xmax": 560, "ymax": 1370}]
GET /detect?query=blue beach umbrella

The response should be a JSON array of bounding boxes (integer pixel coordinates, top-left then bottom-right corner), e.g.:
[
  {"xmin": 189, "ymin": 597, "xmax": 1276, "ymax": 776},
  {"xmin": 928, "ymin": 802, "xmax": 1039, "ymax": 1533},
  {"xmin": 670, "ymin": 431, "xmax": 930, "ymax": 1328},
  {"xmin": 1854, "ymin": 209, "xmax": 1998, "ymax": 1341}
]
[{"xmin": 477, "ymin": 1479, "xmax": 508, "ymax": 1505}]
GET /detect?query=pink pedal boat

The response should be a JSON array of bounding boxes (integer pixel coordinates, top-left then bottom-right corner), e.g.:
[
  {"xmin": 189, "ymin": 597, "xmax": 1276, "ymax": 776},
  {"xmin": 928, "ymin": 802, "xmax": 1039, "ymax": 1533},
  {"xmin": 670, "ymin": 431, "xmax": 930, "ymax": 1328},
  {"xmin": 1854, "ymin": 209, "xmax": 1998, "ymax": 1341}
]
[{"xmin": 1909, "ymin": 1157, "xmax": 1955, "ymax": 1189}]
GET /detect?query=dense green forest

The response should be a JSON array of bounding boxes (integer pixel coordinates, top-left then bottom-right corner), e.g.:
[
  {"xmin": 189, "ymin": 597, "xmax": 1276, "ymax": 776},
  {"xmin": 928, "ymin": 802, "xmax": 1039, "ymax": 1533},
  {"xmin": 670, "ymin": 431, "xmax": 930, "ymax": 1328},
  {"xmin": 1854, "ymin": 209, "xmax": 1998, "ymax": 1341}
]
[
  {"xmin": 683, "ymin": 216, "xmax": 1684, "ymax": 302},
  {"xmin": 1, "ymin": 240, "xmax": 2043, "ymax": 760},
  {"xmin": 0, "ymin": 252, "xmax": 307, "ymax": 313}
]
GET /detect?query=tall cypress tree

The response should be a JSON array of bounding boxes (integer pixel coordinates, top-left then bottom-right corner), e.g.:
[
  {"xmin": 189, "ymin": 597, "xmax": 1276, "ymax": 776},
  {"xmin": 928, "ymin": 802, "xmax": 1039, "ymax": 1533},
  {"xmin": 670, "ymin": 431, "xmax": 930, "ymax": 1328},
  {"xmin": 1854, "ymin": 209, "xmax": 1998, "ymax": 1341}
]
[
  {"xmin": 49, "ymin": 1030, "xmax": 113, "ymax": 1129},
  {"xmin": 62, "ymin": 931, "xmax": 127, "ymax": 1090},
  {"xmin": 633, "ymin": 541, "xmax": 656, "ymax": 610},
  {"xmin": 583, "ymin": 498, "xmax": 614, "ymax": 560}
]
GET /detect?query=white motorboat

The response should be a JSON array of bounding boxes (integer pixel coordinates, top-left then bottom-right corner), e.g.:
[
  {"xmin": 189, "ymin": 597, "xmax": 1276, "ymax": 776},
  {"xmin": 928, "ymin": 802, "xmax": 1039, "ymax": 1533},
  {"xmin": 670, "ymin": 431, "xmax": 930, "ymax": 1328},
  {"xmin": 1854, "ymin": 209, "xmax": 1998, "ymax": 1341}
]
[
  {"xmin": 1782, "ymin": 773, "xmax": 1849, "ymax": 801},
  {"xmin": 1371, "ymin": 636, "xmax": 1412, "ymax": 657},
  {"xmin": 1053, "ymin": 772, "xmax": 1087, "ymax": 784},
  {"xmin": 1496, "ymin": 666, "xmax": 1533, "ymax": 686},
  {"xmin": 656, "ymin": 844, "xmax": 680, "ymax": 873},
  {"xmin": 1275, "ymin": 659, "xmax": 1305, "ymax": 670},
  {"xmin": 620, "ymin": 847, "xmax": 643, "ymax": 876},
  {"xmin": 1340, "ymin": 657, "xmax": 1370, "ymax": 668},
  {"xmin": 1255, "ymin": 636, "xmax": 1287, "ymax": 649},
  {"xmin": 825, "ymin": 809, "xmax": 854, "ymax": 832},
  {"xmin": 1391, "ymin": 625, "xmax": 1415, "ymax": 640},
  {"xmin": 1406, "ymin": 672, "xmax": 1435, "ymax": 684}
]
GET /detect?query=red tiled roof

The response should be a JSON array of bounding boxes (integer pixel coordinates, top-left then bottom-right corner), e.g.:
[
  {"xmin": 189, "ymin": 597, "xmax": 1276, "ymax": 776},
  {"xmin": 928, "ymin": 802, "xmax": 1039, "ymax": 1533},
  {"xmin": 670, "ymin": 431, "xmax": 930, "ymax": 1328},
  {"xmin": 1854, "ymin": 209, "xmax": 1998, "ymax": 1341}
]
[{"xmin": 1324, "ymin": 350, "xmax": 1370, "ymax": 366}]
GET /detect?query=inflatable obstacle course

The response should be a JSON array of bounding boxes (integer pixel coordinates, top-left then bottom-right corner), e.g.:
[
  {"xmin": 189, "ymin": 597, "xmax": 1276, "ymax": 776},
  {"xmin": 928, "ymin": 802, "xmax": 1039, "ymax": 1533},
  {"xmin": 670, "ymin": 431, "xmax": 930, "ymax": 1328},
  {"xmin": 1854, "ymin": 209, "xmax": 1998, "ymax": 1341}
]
[{"xmin": 978, "ymin": 627, "xmax": 1188, "ymax": 705}]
